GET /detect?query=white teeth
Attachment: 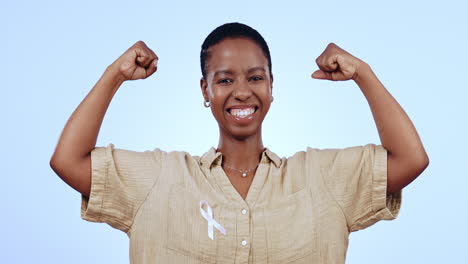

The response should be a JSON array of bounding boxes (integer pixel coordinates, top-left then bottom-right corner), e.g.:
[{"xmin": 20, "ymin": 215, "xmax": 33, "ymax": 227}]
[{"xmin": 231, "ymin": 107, "xmax": 255, "ymax": 118}]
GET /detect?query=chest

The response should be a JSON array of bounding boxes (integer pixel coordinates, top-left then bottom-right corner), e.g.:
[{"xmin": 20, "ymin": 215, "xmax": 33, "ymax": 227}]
[
  {"xmin": 224, "ymin": 170, "xmax": 254, "ymax": 200},
  {"xmin": 129, "ymin": 182, "xmax": 349, "ymax": 264}
]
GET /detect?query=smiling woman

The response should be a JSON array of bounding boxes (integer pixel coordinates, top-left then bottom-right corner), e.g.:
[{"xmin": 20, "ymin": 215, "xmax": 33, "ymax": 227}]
[
  {"xmin": 201, "ymin": 36, "xmax": 273, "ymax": 198},
  {"xmin": 49, "ymin": 22, "xmax": 428, "ymax": 263}
]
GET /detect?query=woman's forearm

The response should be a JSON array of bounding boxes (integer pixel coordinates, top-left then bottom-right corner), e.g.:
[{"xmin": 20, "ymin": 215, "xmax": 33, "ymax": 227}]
[
  {"xmin": 49, "ymin": 64, "xmax": 124, "ymax": 195},
  {"xmin": 354, "ymin": 63, "xmax": 429, "ymax": 193},
  {"xmin": 51, "ymin": 64, "xmax": 123, "ymax": 163},
  {"xmin": 50, "ymin": 41, "xmax": 158, "ymax": 196}
]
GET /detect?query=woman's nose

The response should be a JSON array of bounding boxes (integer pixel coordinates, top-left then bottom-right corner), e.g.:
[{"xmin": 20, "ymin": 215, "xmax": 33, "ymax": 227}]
[{"xmin": 233, "ymin": 81, "xmax": 252, "ymax": 101}]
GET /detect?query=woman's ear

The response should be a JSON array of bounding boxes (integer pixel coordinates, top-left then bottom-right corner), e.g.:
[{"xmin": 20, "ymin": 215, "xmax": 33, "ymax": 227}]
[
  {"xmin": 200, "ymin": 77, "xmax": 209, "ymax": 102},
  {"xmin": 270, "ymin": 73, "xmax": 274, "ymax": 99}
]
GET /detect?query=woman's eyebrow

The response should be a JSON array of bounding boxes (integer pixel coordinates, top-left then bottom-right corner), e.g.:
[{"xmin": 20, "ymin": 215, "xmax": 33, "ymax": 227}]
[
  {"xmin": 213, "ymin": 67, "xmax": 265, "ymax": 78},
  {"xmin": 247, "ymin": 67, "xmax": 266, "ymax": 73},
  {"xmin": 214, "ymin": 70, "xmax": 235, "ymax": 77}
]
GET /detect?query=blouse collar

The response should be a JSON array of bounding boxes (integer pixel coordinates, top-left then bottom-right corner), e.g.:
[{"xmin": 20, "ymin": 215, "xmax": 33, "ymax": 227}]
[{"xmin": 200, "ymin": 147, "xmax": 282, "ymax": 169}]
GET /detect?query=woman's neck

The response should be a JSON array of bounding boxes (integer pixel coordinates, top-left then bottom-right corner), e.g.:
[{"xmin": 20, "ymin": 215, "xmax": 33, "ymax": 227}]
[{"xmin": 216, "ymin": 133, "xmax": 265, "ymax": 170}]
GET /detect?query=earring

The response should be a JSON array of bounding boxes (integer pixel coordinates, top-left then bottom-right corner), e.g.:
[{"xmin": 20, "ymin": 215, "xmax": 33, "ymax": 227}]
[
  {"xmin": 203, "ymin": 100, "xmax": 211, "ymax": 107},
  {"xmin": 271, "ymin": 96, "xmax": 274, "ymax": 102}
]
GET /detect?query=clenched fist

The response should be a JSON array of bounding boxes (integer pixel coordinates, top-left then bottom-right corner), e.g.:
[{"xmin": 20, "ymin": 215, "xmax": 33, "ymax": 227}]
[
  {"xmin": 312, "ymin": 43, "xmax": 365, "ymax": 81},
  {"xmin": 111, "ymin": 41, "xmax": 158, "ymax": 81}
]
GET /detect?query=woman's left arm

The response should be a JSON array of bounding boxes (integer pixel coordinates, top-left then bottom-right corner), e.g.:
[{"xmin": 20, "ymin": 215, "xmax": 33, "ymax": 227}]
[{"xmin": 312, "ymin": 43, "xmax": 429, "ymax": 195}]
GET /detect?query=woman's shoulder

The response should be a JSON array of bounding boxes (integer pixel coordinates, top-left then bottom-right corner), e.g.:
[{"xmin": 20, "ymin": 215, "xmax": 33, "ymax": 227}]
[
  {"xmin": 96, "ymin": 143, "xmax": 206, "ymax": 165},
  {"xmin": 282, "ymin": 143, "xmax": 383, "ymax": 165}
]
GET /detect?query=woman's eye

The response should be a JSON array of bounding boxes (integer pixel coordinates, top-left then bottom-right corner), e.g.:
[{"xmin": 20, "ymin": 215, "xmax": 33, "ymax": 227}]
[
  {"xmin": 218, "ymin": 79, "xmax": 233, "ymax": 84},
  {"xmin": 250, "ymin": 76, "xmax": 264, "ymax": 82}
]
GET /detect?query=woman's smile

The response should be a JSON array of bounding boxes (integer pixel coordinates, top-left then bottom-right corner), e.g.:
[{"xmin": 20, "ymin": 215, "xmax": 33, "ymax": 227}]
[
  {"xmin": 201, "ymin": 37, "xmax": 273, "ymax": 140},
  {"xmin": 226, "ymin": 105, "xmax": 259, "ymax": 125}
]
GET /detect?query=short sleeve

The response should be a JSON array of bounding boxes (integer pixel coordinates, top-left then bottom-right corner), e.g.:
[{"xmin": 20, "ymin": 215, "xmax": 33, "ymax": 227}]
[
  {"xmin": 316, "ymin": 144, "xmax": 401, "ymax": 232},
  {"xmin": 81, "ymin": 143, "xmax": 164, "ymax": 233}
]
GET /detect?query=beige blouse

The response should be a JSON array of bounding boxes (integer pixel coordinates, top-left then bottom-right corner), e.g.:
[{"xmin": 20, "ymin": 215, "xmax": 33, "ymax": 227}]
[{"xmin": 81, "ymin": 143, "xmax": 401, "ymax": 264}]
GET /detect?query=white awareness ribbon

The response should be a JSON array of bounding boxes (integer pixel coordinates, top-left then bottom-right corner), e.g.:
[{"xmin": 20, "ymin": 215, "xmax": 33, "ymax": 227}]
[{"xmin": 199, "ymin": 200, "xmax": 227, "ymax": 240}]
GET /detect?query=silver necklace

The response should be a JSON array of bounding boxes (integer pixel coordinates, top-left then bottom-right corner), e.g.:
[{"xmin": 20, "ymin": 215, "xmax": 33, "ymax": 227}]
[{"xmin": 223, "ymin": 163, "xmax": 259, "ymax": 177}]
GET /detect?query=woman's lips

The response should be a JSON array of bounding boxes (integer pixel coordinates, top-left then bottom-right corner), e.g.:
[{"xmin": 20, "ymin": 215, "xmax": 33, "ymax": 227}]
[
  {"xmin": 229, "ymin": 107, "xmax": 255, "ymax": 117},
  {"xmin": 226, "ymin": 106, "xmax": 258, "ymax": 123}
]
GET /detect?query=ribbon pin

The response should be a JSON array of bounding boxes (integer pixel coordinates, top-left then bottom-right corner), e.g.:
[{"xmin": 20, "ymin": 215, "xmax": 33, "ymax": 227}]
[{"xmin": 199, "ymin": 200, "xmax": 227, "ymax": 240}]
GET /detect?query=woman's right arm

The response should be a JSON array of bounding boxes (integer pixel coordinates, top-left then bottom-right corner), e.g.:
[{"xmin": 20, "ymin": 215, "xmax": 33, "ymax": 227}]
[{"xmin": 50, "ymin": 41, "xmax": 158, "ymax": 197}]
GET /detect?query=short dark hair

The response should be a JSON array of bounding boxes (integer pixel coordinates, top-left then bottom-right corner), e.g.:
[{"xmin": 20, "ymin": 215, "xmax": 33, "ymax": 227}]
[{"xmin": 200, "ymin": 22, "xmax": 272, "ymax": 79}]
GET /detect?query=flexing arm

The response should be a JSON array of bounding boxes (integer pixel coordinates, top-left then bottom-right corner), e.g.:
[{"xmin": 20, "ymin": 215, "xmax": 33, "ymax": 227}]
[
  {"xmin": 312, "ymin": 43, "xmax": 429, "ymax": 195},
  {"xmin": 50, "ymin": 41, "xmax": 158, "ymax": 197}
]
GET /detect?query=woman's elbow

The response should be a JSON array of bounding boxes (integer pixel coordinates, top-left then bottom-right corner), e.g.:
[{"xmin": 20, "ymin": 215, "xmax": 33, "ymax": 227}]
[{"xmin": 414, "ymin": 151, "xmax": 430, "ymax": 176}]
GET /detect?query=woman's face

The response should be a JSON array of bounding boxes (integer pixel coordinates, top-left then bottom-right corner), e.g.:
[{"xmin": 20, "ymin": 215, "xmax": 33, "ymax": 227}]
[{"xmin": 201, "ymin": 37, "xmax": 273, "ymax": 140}]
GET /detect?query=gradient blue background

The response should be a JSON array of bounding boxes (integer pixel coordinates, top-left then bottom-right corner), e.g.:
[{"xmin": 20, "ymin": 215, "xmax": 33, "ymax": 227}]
[{"xmin": 4, "ymin": 0, "xmax": 467, "ymax": 263}]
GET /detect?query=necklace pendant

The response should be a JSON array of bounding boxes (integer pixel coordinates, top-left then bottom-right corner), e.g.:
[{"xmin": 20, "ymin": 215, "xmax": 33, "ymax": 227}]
[{"xmin": 242, "ymin": 172, "xmax": 247, "ymax": 177}]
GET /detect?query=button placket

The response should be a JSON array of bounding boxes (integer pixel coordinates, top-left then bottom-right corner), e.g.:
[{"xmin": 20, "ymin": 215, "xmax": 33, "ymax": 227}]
[
  {"xmin": 211, "ymin": 152, "xmax": 270, "ymax": 264},
  {"xmin": 234, "ymin": 204, "xmax": 251, "ymax": 264}
]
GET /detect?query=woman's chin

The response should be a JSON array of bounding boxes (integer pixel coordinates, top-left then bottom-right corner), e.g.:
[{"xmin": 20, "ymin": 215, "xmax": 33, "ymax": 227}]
[{"xmin": 220, "ymin": 125, "xmax": 262, "ymax": 141}]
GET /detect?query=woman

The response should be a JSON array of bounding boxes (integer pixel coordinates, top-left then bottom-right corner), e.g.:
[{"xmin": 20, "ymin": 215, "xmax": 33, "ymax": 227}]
[{"xmin": 50, "ymin": 23, "xmax": 428, "ymax": 263}]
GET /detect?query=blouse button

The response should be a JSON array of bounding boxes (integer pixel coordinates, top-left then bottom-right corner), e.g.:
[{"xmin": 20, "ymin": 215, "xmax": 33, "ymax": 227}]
[
  {"xmin": 241, "ymin": 239, "xmax": 247, "ymax": 246},
  {"xmin": 241, "ymin": 209, "xmax": 248, "ymax": 215}
]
